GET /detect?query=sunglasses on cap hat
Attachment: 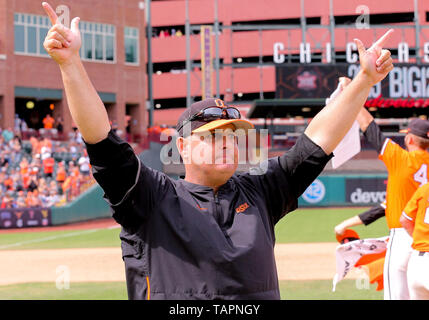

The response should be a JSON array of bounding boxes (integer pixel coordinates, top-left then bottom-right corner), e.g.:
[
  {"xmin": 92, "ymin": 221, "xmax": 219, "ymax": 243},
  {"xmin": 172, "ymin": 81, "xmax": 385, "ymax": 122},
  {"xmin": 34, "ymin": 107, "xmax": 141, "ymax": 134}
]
[{"xmin": 176, "ymin": 106, "xmax": 241, "ymax": 133}]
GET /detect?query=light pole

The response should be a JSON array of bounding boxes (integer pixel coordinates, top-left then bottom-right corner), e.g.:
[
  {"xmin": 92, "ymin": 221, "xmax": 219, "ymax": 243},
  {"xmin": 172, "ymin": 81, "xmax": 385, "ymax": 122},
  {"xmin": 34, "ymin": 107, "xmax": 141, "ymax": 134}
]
[{"xmin": 142, "ymin": 0, "xmax": 154, "ymax": 126}]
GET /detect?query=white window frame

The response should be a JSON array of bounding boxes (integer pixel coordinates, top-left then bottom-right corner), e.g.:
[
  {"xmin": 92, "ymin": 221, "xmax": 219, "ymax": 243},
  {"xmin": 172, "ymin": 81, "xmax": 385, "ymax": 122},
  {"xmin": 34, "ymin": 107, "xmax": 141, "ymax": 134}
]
[
  {"xmin": 80, "ymin": 21, "xmax": 116, "ymax": 64},
  {"xmin": 14, "ymin": 13, "xmax": 116, "ymax": 64},
  {"xmin": 124, "ymin": 26, "xmax": 140, "ymax": 66},
  {"xmin": 14, "ymin": 13, "xmax": 51, "ymax": 58}
]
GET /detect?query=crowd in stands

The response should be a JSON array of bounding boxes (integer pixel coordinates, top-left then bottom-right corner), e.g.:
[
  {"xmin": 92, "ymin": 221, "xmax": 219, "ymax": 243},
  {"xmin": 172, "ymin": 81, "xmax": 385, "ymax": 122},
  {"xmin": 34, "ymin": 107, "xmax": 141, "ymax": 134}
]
[
  {"xmin": 153, "ymin": 28, "xmax": 183, "ymax": 38},
  {"xmin": 0, "ymin": 118, "xmax": 94, "ymax": 209},
  {"xmin": 15, "ymin": 113, "xmax": 65, "ymax": 141}
]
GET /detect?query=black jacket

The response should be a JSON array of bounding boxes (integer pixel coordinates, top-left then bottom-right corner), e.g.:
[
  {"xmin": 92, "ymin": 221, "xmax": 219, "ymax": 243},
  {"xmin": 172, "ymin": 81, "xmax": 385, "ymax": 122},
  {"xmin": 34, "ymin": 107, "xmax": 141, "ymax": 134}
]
[{"xmin": 86, "ymin": 130, "xmax": 332, "ymax": 300}]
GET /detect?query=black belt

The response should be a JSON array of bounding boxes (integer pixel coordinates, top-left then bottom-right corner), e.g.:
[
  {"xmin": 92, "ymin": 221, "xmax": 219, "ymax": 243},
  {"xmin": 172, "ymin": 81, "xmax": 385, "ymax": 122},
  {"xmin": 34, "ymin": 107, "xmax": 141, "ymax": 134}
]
[{"xmin": 418, "ymin": 251, "xmax": 428, "ymax": 256}]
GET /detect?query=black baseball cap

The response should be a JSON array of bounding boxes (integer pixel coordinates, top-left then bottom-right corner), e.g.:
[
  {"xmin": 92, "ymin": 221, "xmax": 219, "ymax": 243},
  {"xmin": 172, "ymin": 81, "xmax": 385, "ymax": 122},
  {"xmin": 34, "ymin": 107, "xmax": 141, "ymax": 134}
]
[
  {"xmin": 399, "ymin": 118, "xmax": 429, "ymax": 139},
  {"xmin": 176, "ymin": 98, "xmax": 254, "ymax": 137}
]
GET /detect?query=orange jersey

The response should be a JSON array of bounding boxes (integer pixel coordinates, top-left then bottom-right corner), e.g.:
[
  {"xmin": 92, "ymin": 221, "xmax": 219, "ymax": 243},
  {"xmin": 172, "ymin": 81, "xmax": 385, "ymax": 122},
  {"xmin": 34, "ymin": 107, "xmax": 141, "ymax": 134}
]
[
  {"xmin": 56, "ymin": 167, "xmax": 66, "ymax": 182},
  {"xmin": 379, "ymin": 138, "xmax": 429, "ymax": 229},
  {"xmin": 22, "ymin": 174, "xmax": 30, "ymax": 189},
  {"xmin": 43, "ymin": 116, "xmax": 55, "ymax": 129},
  {"xmin": 43, "ymin": 157, "xmax": 55, "ymax": 174},
  {"xmin": 402, "ymin": 183, "xmax": 429, "ymax": 252},
  {"xmin": 20, "ymin": 162, "xmax": 28, "ymax": 175}
]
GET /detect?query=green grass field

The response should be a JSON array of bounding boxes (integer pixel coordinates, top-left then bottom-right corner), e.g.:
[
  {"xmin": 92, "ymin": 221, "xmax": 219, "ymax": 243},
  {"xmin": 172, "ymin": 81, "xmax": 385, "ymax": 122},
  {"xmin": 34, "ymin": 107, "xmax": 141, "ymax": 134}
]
[
  {"xmin": 0, "ymin": 228, "xmax": 121, "ymax": 250},
  {"xmin": 0, "ymin": 207, "xmax": 389, "ymax": 250},
  {"xmin": 0, "ymin": 207, "xmax": 388, "ymax": 300},
  {"xmin": 275, "ymin": 207, "xmax": 389, "ymax": 243},
  {"xmin": 0, "ymin": 280, "xmax": 383, "ymax": 300}
]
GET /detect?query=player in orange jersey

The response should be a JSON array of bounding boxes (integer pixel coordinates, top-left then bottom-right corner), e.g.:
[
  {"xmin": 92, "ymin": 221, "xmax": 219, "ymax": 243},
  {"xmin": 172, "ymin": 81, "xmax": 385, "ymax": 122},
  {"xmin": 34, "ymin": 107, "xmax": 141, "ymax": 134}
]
[
  {"xmin": 400, "ymin": 183, "xmax": 429, "ymax": 299},
  {"xmin": 357, "ymin": 107, "xmax": 429, "ymax": 300}
]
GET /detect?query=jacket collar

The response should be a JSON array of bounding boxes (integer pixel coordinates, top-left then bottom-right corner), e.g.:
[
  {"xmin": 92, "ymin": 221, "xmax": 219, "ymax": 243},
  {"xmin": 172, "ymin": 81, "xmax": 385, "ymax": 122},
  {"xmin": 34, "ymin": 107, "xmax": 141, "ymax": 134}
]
[{"xmin": 178, "ymin": 177, "xmax": 234, "ymax": 195}]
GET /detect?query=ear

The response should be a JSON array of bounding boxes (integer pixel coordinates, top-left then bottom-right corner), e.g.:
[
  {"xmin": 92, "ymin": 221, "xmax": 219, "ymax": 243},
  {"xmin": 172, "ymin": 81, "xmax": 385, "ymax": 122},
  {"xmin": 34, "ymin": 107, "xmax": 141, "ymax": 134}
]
[{"xmin": 176, "ymin": 136, "xmax": 187, "ymax": 158}]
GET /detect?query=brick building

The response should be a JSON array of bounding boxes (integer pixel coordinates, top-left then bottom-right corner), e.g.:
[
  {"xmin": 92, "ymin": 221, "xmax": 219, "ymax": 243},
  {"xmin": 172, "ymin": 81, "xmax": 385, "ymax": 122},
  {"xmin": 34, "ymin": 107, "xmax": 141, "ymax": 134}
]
[{"xmin": 0, "ymin": 0, "xmax": 147, "ymax": 138}]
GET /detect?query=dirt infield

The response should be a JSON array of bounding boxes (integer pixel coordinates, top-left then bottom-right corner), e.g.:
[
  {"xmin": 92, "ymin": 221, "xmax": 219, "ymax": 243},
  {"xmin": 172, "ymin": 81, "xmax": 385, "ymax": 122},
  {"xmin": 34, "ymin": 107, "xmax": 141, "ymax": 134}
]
[{"xmin": 0, "ymin": 242, "xmax": 363, "ymax": 286}]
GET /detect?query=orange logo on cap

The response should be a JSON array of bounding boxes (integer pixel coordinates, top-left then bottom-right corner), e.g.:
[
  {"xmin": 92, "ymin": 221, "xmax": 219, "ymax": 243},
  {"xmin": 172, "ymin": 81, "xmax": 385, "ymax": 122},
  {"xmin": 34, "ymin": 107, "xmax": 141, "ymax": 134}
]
[{"xmin": 214, "ymin": 99, "xmax": 225, "ymax": 107}]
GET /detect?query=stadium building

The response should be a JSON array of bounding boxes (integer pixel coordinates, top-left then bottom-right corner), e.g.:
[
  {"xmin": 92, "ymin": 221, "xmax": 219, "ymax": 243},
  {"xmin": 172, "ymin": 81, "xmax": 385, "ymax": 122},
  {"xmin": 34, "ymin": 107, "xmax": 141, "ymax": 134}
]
[{"xmin": 0, "ymin": 0, "xmax": 428, "ymax": 139}]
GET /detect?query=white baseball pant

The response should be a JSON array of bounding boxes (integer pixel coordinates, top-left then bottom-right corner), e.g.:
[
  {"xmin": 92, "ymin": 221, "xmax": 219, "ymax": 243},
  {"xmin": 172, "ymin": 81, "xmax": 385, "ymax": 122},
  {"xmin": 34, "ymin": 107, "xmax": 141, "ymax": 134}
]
[
  {"xmin": 383, "ymin": 228, "xmax": 413, "ymax": 300},
  {"xmin": 407, "ymin": 250, "xmax": 429, "ymax": 300}
]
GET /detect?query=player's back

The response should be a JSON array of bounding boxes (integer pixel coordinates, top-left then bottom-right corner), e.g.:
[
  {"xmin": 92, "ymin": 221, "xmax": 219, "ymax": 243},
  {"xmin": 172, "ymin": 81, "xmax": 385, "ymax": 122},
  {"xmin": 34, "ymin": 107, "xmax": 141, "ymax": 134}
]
[
  {"xmin": 380, "ymin": 138, "xmax": 429, "ymax": 229},
  {"xmin": 406, "ymin": 183, "xmax": 429, "ymax": 251}
]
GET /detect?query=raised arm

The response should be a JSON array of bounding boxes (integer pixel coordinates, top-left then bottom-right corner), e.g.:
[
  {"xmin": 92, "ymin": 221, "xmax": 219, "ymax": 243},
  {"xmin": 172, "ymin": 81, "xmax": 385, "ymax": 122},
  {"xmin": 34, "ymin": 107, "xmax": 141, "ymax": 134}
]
[
  {"xmin": 42, "ymin": 2, "xmax": 110, "ymax": 144},
  {"xmin": 304, "ymin": 29, "xmax": 394, "ymax": 155},
  {"xmin": 357, "ymin": 107, "xmax": 388, "ymax": 153}
]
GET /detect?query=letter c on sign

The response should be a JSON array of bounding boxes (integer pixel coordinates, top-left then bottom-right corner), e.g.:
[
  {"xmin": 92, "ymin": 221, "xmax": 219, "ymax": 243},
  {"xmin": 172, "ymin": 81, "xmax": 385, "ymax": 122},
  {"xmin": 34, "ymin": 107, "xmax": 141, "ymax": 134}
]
[{"xmin": 273, "ymin": 42, "xmax": 285, "ymax": 64}]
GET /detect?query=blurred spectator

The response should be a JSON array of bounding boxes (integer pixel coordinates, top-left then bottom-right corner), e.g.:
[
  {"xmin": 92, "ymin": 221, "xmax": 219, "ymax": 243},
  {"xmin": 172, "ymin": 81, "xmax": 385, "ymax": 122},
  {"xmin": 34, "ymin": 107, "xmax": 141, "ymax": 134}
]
[
  {"xmin": 43, "ymin": 114, "xmax": 55, "ymax": 130},
  {"xmin": 1, "ymin": 192, "xmax": 14, "ymax": 209},
  {"xmin": 56, "ymin": 161, "xmax": 66, "ymax": 184},
  {"xmin": 69, "ymin": 142, "xmax": 80, "ymax": 163},
  {"xmin": 0, "ymin": 153, "xmax": 9, "ymax": 168},
  {"xmin": 42, "ymin": 154, "xmax": 55, "ymax": 178},
  {"xmin": 10, "ymin": 136, "xmax": 23, "ymax": 163},
  {"xmin": 38, "ymin": 177, "xmax": 47, "ymax": 195},
  {"xmin": 72, "ymin": 127, "xmax": 83, "ymax": 144},
  {"xmin": 16, "ymin": 191, "xmax": 26, "ymax": 208},
  {"xmin": 78, "ymin": 150, "xmax": 90, "ymax": 175},
  {"xmin": 29, "ymin": 158, "xmax": 40, "ymax": 177},
  {"xmin": 27, "ymin": 175, "xmax": 38, "ymax": 193},
  {"xmin": 2, "ymin": 127, "xmax": 14, "ymax": 143},
  {"xmin": 56, "ymin": 117, "xmax": 64, "ymax": 136},
  {"xmin": 26, "ymin": 190, "xmax": 41, "ymax": 208},
  {"xmin": 14, "ymin": 114, "xmax": 22, "ymax": 136}
]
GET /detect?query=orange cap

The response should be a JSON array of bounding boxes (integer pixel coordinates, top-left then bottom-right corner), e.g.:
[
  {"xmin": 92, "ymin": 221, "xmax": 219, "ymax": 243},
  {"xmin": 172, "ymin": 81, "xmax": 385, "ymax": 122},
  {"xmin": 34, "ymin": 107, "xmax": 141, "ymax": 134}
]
[{"xmin": 336, "ymin": 229, "xmax": 360, "ymax": 244}]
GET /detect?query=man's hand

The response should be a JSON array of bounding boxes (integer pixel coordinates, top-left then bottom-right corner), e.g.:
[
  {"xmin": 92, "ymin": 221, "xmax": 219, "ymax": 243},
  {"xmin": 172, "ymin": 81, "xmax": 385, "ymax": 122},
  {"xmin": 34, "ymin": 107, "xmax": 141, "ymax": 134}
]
[
  {"xmin": 334, "ymin": 223, "xmax": 346, "ymax": 236},
  {"xmin": 354, "ymin": 29, "xmax": 394, "ymax": 86},
  {"xmin": 40, "ymin": 2, "xmax": 110, "ymax": 143},
  {"xmin": 42, "ymin": 2, "xmax": 81, "ymax": 66}
]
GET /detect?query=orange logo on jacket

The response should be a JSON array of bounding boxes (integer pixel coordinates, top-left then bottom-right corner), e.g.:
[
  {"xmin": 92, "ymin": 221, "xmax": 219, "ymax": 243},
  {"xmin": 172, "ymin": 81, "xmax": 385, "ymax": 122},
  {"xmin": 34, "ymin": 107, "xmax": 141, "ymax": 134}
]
[
  {"xmin": 196, "ymin": 203, "xmax": 207, "ymax": 210},
  {"xmin": 236, "ymin": 202, "xmax": 249, "ymax": 213}
]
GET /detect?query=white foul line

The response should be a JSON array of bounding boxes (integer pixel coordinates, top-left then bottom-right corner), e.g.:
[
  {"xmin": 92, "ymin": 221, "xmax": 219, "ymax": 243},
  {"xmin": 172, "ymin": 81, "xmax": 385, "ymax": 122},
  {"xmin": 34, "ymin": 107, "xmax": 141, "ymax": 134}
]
[{"xmin": 0, "ymin": 228, "xmax": 104, "ymax": 250}]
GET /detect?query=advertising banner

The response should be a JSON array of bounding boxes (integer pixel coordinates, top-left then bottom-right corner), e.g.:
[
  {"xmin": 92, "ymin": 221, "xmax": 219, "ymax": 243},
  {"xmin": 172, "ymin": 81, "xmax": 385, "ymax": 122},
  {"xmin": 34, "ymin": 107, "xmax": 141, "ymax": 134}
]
[
  {"xmin": 276, "ymin": 64, "xmax": 429, "ymax": 117},
  {"xmin": 0, "ymin": 207, "xmax": 52, "ymax": 229},
  {"xmin": 345, "ymin": 177, "xmax": 387, "ymax": 205},
  {"xmin": 201, "ymin": 25, "xmax": 213, "ymax": 100},
  {"xmin": 298, "ymin": 175, "xmax": 388, "ymax": 207}
]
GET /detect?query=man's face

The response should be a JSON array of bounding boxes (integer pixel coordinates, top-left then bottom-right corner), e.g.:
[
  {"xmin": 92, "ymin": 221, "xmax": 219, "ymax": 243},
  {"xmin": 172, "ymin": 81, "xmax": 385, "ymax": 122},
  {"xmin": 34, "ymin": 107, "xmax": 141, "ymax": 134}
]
[{"xmin": 179, "ymin": 123, "xmax": 239, "ymax": 183}]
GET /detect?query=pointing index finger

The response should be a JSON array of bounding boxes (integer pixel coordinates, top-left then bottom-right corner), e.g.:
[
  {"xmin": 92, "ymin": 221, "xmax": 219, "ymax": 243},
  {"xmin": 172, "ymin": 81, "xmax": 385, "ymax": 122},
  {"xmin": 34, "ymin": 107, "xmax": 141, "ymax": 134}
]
[
  {"xmin": 372, "ymin": 29, "xmax": 394, "ymax": 48},
  {"xmin": 42, "ymin": 2, "xmax": 59, "ymax": 25}
]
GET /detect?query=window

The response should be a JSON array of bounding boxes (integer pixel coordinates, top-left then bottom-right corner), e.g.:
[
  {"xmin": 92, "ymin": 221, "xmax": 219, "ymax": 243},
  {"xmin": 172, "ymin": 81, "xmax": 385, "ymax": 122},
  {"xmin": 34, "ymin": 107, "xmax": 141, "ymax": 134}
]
[
  {"xmin": 79, "ymin": 21, "xmax": 116, "ymax": 63},
  {"xmin": 124, "ymin": 27, "xmax": 139, "ymax": 64},
  {"xmin": 14, "ymin": 13, "xmax": 50, "ymax": 56}
]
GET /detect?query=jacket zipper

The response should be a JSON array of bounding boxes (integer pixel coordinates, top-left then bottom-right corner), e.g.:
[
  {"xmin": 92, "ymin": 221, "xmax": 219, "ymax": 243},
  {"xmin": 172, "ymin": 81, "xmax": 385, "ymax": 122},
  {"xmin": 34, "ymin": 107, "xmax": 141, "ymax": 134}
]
[{"xmin": 214, "ymin": 192, "xmax": 221, "ymax": 225}]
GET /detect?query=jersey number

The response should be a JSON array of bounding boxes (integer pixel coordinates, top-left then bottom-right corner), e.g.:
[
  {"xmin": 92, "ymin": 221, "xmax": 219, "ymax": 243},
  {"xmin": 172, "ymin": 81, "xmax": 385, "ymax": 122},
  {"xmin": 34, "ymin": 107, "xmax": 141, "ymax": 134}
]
[{"xmin": 414, "ymin": 164, "xmax": 428, "ymax": 187}]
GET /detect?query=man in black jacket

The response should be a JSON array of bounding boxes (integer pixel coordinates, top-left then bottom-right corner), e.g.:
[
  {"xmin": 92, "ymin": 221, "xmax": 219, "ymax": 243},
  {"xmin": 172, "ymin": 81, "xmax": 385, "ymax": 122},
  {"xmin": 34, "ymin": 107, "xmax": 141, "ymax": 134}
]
[{"xmin": 41, "ymin": 2, "xmax": 394, "ymax": 299}]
